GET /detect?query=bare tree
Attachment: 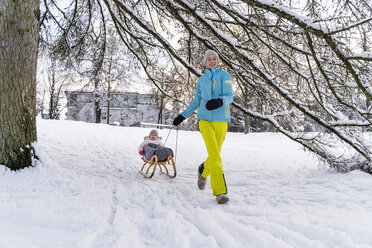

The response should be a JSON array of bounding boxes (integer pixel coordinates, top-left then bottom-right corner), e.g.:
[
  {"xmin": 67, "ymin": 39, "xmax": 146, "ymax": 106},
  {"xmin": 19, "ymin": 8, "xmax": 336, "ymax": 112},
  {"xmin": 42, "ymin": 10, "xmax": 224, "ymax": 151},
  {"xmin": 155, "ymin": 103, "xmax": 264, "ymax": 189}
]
[
  {"xmin": 37, "ymin": 0, "xmax": 372, "ymax": 173},
  {"xmin": 40, "ymin": 59, "xmax": 72, "ymax": 119},
  {"xmin": 98, "ymin": 0, "xmax": 372, "ymax": 172},
  {"xmin": 100, "ymin": 25, "xmax": 134, "ymax": 124},
  {"xmin": 0, "ymin": 0, "xmax": 39, "ymax": 170},
  {"xmin": 149, "ymin": 66, "xmax": 191, "ymax": 125}
]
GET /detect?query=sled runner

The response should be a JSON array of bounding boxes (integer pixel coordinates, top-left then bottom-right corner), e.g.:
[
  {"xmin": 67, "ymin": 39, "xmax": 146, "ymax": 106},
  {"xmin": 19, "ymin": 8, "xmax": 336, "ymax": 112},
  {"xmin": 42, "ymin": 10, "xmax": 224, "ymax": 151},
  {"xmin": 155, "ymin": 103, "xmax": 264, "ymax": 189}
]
[
  {"xmin": 139, "ymin": 154, "xmax": 176, "ymax": 179},
  {"xmin": 138, "ymin": 123, "xmax": 178, "ymax": 179}
]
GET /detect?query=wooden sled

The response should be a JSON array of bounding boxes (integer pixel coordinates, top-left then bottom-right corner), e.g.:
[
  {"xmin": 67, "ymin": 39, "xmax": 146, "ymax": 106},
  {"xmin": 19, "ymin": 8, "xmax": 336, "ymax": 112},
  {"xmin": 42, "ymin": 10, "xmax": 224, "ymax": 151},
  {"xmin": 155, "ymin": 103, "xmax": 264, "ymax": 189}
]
[{"xmin": 139, "ymin": 155, "xmax": 177, "ymax": 179}]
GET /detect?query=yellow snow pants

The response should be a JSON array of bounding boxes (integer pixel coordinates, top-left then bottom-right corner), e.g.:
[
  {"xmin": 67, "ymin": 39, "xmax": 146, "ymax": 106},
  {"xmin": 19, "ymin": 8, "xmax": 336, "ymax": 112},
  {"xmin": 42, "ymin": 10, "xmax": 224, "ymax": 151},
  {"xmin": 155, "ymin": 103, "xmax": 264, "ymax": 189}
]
[{"xmin": 199, "ymin": 120, "xmax": 228, "ymax": 196}]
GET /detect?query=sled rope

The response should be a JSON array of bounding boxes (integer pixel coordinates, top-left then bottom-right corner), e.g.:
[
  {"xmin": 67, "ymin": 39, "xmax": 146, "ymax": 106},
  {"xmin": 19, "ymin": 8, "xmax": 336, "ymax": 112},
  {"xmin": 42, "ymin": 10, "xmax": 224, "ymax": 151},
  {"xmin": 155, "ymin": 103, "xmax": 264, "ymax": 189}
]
[
  {"xmin": 163, "ymin": 127, "xmax": 172, "ymax": 146},
  {"xmin": 163, "ymin": 127, "xmax": 179, "ymax": 164},
  {"xmin": 175, "ymin": 127, "xmax": 179, "ymax": 164}
]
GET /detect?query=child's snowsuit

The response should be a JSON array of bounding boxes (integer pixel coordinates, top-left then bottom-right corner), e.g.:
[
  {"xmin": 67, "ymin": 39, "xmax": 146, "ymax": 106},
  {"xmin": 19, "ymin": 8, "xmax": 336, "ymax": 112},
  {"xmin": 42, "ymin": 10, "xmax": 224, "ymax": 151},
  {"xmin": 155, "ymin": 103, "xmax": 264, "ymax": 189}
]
[{"xmin": 138, "ymin": 137, "xmax": 173, "ymax": 162}]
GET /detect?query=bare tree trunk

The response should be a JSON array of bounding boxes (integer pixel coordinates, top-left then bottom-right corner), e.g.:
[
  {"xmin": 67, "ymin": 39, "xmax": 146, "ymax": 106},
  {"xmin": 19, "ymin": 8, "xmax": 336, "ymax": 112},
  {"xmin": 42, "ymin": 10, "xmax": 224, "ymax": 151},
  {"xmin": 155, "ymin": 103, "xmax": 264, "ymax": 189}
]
[
  {"xmin": 0, "ymin": 0, "xmax": 39, "ymax": 170},
  {"xmin": 106, "ymin": 83, "xmax": 111, "ymax": 125},
  {"xmin": 94, "ymin": 80, "xmax": 101, "ymax": 123},
  {"xmin": 49, "ymin": 66, "xmax": 56, "ymax": 119},
  {"xmin": 244, "ymin": 114, "xmax": 250, "ymax": 134},
  {"xmin": 106, "ymin": 62, "xmax": 112, "ymax": 125},
  {"xmin": 41, "ymin": 89, "xmax": 46, "ymax": 117},
  {"xmin": 158, "ymin": 97, "xmax": 164, "ymax": 124},
  {"xmin": 95, "ymin": 97, "xmax": 101, "ymax": 123},
  {"xmin": 367, "ymin": 99, "xmax": 371, "ymax": 132}
]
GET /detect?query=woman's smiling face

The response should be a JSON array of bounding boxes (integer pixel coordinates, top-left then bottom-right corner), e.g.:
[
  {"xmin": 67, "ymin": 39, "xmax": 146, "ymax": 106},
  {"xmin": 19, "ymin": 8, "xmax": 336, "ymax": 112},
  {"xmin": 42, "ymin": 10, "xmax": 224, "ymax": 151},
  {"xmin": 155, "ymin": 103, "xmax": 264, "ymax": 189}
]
[{"xmin": 206, "ymin": 54, "xmax": 219, "ymax": 69}]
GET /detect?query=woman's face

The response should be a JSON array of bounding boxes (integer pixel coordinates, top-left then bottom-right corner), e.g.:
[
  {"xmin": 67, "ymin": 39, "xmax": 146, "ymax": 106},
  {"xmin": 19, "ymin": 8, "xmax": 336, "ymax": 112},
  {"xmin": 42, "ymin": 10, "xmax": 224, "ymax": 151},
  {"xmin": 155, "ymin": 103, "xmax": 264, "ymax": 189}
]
[
  {"xmin": 149, "ymin": 134, "xmax": 158, "ymax": 140},
  {"xmin": 206, "ymin": 54, "xmax": 219, "ymax": 69}
]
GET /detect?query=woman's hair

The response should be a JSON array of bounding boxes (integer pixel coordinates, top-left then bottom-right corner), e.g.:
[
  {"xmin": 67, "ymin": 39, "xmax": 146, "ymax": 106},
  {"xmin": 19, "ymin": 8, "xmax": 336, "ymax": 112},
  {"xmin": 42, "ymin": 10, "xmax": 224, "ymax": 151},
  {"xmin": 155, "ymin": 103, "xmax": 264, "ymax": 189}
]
[{"xmin": 203, "ymin": 50, "xmax": 219, "ymax": 66}]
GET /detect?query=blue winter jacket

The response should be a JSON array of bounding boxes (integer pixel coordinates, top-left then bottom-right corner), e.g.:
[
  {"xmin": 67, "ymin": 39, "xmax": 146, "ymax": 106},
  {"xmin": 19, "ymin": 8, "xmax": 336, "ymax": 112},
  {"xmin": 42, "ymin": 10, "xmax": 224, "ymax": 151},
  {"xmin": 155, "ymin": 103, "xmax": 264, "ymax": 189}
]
[{"xmin": 181, "ymin": 67, "xmax": 234, "ymax": 122}]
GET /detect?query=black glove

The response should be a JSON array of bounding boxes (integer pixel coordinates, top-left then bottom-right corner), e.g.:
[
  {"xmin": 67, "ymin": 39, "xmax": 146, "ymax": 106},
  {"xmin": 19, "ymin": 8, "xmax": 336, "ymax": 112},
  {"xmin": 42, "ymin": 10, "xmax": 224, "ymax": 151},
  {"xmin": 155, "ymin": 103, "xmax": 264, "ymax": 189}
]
[
  {"xmin": 173, "ymin": 114, "xmax": 185, "ymax": 126},
  {"xmin": 206, "ymin": 98, "xmax": 223, "ymax": 110}
]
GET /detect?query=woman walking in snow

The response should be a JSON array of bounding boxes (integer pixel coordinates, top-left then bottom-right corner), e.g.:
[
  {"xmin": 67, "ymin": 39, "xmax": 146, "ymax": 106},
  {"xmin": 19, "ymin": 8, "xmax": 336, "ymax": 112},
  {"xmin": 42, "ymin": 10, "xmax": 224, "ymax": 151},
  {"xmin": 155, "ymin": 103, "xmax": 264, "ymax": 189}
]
[{"xmin": 173, "ymin": 50, "xmax": 233, "ymax": 204}]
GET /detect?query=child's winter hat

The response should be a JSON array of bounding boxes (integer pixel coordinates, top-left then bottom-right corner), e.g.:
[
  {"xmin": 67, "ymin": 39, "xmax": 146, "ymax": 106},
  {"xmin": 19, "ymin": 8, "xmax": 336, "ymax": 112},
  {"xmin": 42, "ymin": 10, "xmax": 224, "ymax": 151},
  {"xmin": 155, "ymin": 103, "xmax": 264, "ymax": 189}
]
[
  {"xmin": 203, "ymin": 50, "xmax": 219, "ymax": 66},
  {"xmin": 149, "ymin": 129, "xmax": 158, "ymax": 136}
]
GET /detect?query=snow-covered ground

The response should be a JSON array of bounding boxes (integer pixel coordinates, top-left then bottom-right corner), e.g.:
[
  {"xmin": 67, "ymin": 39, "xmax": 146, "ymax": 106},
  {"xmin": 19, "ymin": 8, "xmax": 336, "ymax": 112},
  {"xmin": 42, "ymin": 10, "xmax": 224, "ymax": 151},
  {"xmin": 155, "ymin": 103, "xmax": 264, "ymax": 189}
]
[{"xmin": 1, "ymin": 119, "xmax": 372, "ymax": 248}]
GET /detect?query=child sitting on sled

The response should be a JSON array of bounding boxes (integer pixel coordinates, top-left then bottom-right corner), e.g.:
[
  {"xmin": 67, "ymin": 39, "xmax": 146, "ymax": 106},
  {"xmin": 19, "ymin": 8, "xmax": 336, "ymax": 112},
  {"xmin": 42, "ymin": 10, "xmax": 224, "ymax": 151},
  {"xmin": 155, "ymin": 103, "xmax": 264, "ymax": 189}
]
[{"xmin": 138, "ymin": 129, "xmax": 173, "ymax": 162}]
